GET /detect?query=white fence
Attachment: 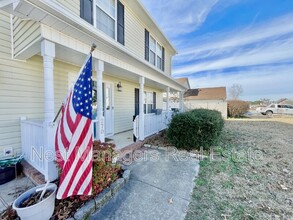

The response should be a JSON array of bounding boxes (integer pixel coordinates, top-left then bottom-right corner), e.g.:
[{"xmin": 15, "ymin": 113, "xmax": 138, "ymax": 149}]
[
  {"xmin": 133, "ymin": 111, "xmax": 173, "ymax": 140},
  {"xmin": 21, "ymin": 119, "xmax": 58, "ymax": 181},
  {"xmin": 144, "ymin": 111, "xmax": 173, "ymax": 137}
]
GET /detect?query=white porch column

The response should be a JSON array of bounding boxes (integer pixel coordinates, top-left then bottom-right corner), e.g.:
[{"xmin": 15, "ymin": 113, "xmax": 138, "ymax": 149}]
[
  {"xmin": 41, "ymin": 40, "xmax": 58, "ymax": 181},
  {"xmin": 139, "ymin": 76, "xmax": 145, "ymax": 141},
  {"xmin": 95, "ymin": 60, "xmax": 105, "ymax": 142},
  {"xmin": 166, "ymin": 87, "xmax": 170, "ymax": 111},
  {"xmin": 179, "ymin": 91, "xmax": 184, "ymax": 112},
  {"xmin": 41, "ymin": 40, "xmax": 55, "ymax": 122}
]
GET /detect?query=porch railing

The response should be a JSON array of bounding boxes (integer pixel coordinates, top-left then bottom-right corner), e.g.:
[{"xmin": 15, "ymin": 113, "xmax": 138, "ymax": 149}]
[
  {"xmin": 21, "ymin": 119, "xmax": 46, "ymax": 174},
  {"xmin": 144, "ymin": 111, "xmax": 173, "ymax": 137},
  {"xmin": 20, "ymin": 118, "xmax": 58, "ymax": 181},
  {"xmin": 133, "ymin": 111, "xmax": 173, "ymax": 140}
]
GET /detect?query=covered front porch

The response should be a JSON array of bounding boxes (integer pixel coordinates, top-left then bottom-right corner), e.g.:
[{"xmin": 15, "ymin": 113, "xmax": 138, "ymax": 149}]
[{"xmin": 18, "ymin": 37, "xmax": 186, "ymax": 182}]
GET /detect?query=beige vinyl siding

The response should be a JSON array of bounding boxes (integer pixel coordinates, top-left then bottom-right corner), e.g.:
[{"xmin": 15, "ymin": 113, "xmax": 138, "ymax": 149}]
[
  {"xmin": 0, "ymin": 11, "xmax": 81, "ymax": 157},
  {"xmin": 13, "ymin": 17, "xmax": 41, "ymax": 56},
  {"xmin": 164, "ymin": 49, "xmax": 172, "ymax": 75},
  {"xmin": 0, "ymin": 55, "xmax": 79, "ymax": 158},
  {"xmin": 0, "ymin": 12, "xmax": 11, "ymax": 57},
  {"xmin": 55, "ymin": 0, "xmax": 80, "ymax": 16},
  {"xmin": 124, "ymin": 4, "xmax": 145, "ymax": 59}
]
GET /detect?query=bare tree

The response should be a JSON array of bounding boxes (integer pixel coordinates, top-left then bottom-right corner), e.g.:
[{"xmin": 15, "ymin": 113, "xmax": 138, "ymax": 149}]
[{"xmin": 229, "ymin": 84, "xmax": 243, "ymax": 100}]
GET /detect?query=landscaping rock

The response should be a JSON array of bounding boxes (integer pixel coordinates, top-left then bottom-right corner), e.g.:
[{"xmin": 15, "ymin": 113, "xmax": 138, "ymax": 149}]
[
  {"xmin": 110, "ymin": 178, "xmax": 125, "ymax": 195},
  {"xmin": 94, "ymin": 188, "xmax": 111, "ymax": 210},
  {"xmin": 151, "ymin": 145, "xmax": 158, "ymax": 149},
  {"xmin": 122, "ymin": 169, "xmax": 130, "ymax": 183},
  {"xmin": 74, "ymin": 199, "xmax": 95, "ymax": 220}
]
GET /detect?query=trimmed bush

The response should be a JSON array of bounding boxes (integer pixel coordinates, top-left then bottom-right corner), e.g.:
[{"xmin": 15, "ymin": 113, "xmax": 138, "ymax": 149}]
[
  {"xmin": 227, "ymin": 100, "xmax": 249, "ymax": 118},
  {"xmin": 167, "ymin": 109, "xmax": 224, "ymax": 150}
]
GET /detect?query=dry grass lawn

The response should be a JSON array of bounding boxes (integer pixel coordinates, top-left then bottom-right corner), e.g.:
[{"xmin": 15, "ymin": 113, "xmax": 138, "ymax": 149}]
[{"xmin": 185, "ymin": 120, "xmax": 293, "ymax": 220}]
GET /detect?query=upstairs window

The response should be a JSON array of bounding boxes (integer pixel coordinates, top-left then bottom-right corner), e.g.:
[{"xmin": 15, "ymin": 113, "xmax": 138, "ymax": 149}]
[
  {"xmin": 95, "ymin": 0, "xmax": 115, "ymax": 39},
  {"xmin": 149, "ymin": 36, "xmax": 156, "ymax": 66},
  {"xmin": 80, "ymin": 0, "xmax": 124, "ymax": 45},
  {"xmin": 145, "ymin": 29, "xmax": 165, "ymax": 71}
]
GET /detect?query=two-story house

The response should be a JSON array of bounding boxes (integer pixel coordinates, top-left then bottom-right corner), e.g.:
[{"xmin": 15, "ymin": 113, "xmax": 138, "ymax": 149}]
[{"xmin": 0, "ymin": 0, "xmax": 187, "ymax": 181}]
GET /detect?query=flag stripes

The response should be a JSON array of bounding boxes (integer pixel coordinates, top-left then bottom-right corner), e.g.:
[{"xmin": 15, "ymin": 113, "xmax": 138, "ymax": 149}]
[{"xmin": 55, "ymin": 54, "xmax": 93, "ymax": 199}]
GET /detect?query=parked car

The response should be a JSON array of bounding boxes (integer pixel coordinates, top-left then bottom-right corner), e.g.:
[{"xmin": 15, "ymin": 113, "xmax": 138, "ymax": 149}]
[{"xmin": 260, "ymin": 104, "xmax": 293, "ymax": 116}]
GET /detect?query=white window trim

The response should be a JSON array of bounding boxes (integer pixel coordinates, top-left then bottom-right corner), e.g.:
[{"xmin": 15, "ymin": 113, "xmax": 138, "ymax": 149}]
[
  {"xmin": 93, "ymin": 0, "xmax": 118, "ymax": 40},
  {"xmin": 149, "ymin": 34, "xmax": 163, "ymax": 70}
]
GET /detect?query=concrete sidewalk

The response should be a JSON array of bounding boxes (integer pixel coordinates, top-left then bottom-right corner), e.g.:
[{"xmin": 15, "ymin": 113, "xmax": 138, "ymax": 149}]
[{"xmin": 91, "ymin": 148, "xmax": 199, "ymax": 220}]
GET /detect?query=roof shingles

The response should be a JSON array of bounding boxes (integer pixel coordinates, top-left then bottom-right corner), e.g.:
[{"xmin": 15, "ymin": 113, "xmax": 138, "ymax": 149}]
[{"xmin": 184, "ymin": 87, "xmax": 227, "ymax": 100}]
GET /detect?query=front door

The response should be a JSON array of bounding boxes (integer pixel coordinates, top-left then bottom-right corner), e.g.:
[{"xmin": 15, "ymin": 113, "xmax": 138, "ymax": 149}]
[{"xmin": 104, "ymin": 83, "xmax": 114, "ymax": 137}]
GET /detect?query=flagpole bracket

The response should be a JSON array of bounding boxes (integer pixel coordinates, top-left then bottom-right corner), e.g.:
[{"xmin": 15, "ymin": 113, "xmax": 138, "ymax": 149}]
[{"xmin": 91, "ymin": 44, "xmax": 96, "ymax": 53}]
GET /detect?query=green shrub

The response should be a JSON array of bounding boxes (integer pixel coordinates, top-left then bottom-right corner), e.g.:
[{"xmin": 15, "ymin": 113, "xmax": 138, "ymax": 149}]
[
  {"xmin": 167, "ymin": 109, "xmax": 224, "ymax": 150},
  {"xmin": 227, "ymin": 100, "xmax": 249, "ymax": 118}
]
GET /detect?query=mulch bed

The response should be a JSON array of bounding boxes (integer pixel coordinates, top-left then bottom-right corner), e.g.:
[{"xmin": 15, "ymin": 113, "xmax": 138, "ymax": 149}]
[{"xmin": 1, "ymin": 169, "xmax": 123, "ymax": 220}]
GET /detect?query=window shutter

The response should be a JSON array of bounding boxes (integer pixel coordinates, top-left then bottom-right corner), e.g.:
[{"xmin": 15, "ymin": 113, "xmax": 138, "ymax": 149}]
[
  {"xmin": 145, "ymin": 29, "xmax": 149, "ymax": 61},
  {"xmin": 134, "ymin": 88, "xmax": 139, "ymax": 116},
  {"xmin": 153, "ymin": 92, "xmax": 156, "ymax": 109},
  {"xmin": 117, "ymin": 0, "xmax": 125, "ymax": 45},
  {"xmin": 80, "ymin": 0, "xmax": 93, "ymax": 24},
  {"xmin": 162, "ymin": 46, "xmax": 165, "ymax": 71}
]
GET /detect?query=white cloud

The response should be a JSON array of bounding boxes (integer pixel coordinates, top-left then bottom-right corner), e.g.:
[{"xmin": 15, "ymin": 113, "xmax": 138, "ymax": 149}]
[
  {"xmin": 174, "ymin": 37, "xmax": 293, "ymax": 75},
  {"xmin": 140, "ymin": 0, "xmax": 219, "ymax": 37},
  {"xmin": 176, "ymin": 13, "xmax": 293, "ymax": 60}
]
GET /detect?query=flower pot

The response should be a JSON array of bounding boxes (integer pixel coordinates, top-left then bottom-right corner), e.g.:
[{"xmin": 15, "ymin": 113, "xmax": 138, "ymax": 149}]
[{"xmin": 13, "ymin": 183, "xmax": 57, "ymax": 220}]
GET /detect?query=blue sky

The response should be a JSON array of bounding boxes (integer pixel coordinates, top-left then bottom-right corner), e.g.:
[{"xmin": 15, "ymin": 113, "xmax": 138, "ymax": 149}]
[{"xmin": 140, "ymin": 0, "xmax": 293, "ymax": 101}]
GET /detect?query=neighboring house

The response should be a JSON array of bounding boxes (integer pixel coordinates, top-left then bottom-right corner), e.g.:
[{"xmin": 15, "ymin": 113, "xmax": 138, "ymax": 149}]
[
  {"xmin": 0, "ymin": 0, "xmax": 187, "ymax": 180},
  {"xmin": 184, "ymin": 87, "xmax": 227, "ymax": 118},
  {"xmin": 176, "ymin": 78, "xmax": 191, "ymax": 90}
]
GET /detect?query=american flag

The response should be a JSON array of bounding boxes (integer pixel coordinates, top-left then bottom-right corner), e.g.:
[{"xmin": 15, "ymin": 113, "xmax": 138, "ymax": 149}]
[{"xmin": 55, "ymin": 54, "xmax": 93, "ymax": 199}]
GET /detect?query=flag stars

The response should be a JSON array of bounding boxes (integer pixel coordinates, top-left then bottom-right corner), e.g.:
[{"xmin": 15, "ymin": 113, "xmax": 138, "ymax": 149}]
[{"xmin": 72, "ymin": 55, "xmax": 92, "ymax": 119}]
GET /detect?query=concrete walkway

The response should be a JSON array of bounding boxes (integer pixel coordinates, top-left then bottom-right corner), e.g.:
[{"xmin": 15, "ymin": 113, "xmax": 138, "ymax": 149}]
[{"xmin": 91, "ymin": 148, "xmax": 199, "ymax": 220}]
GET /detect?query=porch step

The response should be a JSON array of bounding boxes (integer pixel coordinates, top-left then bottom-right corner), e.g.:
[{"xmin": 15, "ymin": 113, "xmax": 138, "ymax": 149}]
[{"xmin": 21, "ymin": 160, "xmax": 46, "ymax": 185}]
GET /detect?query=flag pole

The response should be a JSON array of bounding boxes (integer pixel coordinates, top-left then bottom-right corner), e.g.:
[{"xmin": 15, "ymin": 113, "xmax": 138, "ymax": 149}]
[{"xmin": 53, "ymin": 44, "xmax": 97, "ymax": 123}]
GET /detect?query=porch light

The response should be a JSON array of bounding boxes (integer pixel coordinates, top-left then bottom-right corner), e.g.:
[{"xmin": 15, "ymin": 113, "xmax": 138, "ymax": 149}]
[{"xmin": 117, "ymin": 82, "xmax": 122, "ymax": 92}]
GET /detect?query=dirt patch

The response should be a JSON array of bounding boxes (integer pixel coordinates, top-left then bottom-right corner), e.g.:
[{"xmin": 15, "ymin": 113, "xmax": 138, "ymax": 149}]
[{"xmin": 185, "ymin": 121, "xmax": 293, "ymax": 219}]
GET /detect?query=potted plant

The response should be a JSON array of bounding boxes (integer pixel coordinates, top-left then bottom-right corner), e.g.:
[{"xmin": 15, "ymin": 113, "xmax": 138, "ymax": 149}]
[{"xmin": 12, "ymin": 183, "xmax": 57, "ymax": 220}]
